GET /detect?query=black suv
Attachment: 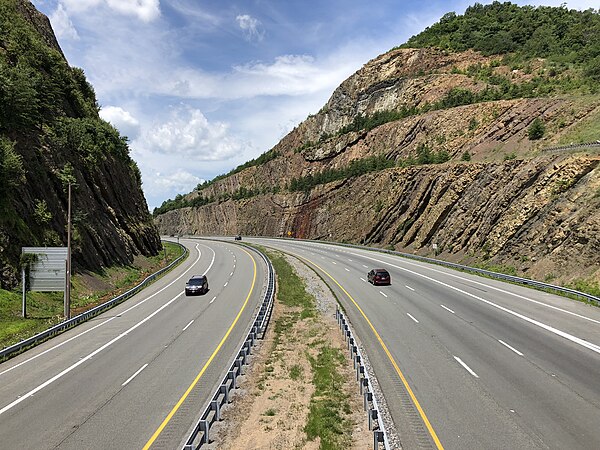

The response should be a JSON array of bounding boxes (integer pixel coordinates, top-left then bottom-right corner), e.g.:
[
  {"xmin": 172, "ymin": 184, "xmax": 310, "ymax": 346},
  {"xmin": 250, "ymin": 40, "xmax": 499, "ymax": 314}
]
[
  {"xmin": 185, "ymin": 275, "xmax": 209, "ymax": 296},
  {"xmin": 367, "ymin": 269, "xmax": 391, "ymax": 286}
]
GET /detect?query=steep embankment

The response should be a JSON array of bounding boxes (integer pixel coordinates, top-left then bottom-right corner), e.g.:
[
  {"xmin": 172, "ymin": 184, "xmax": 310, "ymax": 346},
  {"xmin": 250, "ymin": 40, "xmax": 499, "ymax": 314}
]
[
  {"xmin": 0, "ymin": 0, "xmax": 161, "ymax": 288},
  {"xmin": 155, "ymin": 4, "xmax": 600, "ymax": 285}
]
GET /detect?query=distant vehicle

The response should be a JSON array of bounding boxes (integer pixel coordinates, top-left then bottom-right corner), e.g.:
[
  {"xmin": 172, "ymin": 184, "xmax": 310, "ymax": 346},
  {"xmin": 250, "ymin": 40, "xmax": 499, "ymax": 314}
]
[
  {"xmin": 367, "ymin": 269, "xmax": 391, "ymax": 286},
  {"xmin": 185, "ymin": 275, "xmax": 209, "ymax": 295},
  {"xmin": 234, "ymin": 235, "xmax": 242, "ymax": 241}
]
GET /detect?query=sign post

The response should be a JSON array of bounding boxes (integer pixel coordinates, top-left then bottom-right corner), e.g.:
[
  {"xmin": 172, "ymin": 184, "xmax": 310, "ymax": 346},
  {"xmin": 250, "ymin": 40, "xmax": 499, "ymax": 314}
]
[{"xmin": 21, "ymin": 247, "xmax": 68, "ymax": 319}]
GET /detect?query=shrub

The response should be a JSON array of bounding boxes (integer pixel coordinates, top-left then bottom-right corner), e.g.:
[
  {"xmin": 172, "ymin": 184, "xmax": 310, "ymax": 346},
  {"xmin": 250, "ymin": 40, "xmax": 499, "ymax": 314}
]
[{"xmin": 528, "ymin": 118, "xmax": 546, "ymax": 140}]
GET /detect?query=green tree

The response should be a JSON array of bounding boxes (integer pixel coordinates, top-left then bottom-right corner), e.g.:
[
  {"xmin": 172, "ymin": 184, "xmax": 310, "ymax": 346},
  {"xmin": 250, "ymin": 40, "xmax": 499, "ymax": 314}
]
[
  {"xmin": 528, "ymin": 118, "xmax": 546, "ymax": 140},
  {"xmin": 0, "ymin": 137, "xmax": 25, "ymax": 206}
]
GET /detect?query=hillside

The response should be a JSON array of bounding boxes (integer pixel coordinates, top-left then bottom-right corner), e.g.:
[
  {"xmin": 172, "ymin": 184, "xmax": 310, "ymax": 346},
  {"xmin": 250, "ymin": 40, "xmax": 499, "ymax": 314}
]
[
  {"xmin": 0, "ymin": 0, "xmax": 162, "ymax": 289},
  {"xmin": 154, "ymin": 2, "xmax": 600, "ymax": 286}
]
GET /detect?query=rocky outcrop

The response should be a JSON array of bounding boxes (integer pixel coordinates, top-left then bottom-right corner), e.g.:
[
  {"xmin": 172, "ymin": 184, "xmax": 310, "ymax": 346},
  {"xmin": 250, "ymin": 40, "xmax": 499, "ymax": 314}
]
[{"xmin": 157, "ymin": 154, "xmax": 600, "ymax": 284}]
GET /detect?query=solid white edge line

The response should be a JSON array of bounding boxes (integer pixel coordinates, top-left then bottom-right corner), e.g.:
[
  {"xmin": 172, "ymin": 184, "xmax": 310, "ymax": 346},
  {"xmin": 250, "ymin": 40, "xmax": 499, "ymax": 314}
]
[
  {"xmin": 183, "ymin": 320, "xmax": 194, "ymax": 331},
  {"xmin": 0, "ymin": 292, "xmax": 184, "ymax": 416},
  {"xmin": 407, "ymin": 313, "xmax": 419, "ymax": 323},
  {"xmin": 0, "ymin": 244, "xmax": 209, "ymax": 378},
  {"xmin": 498, "ymin": 339, "xmax": 524, "ymax": 356},
  {"xmin": 122, "ymin": 363, "xmax": 149, "ymax": 387},
  {"xmin": 405, "ymin": 285, "xmax": 415, "ymax": 291},
  {"xmin": 441, "ymin": 305, "xmax": 455, "ymax": 314},
  {"xmin": 454, "ymin": 356, "xmax": 479, "ymax": 378}
]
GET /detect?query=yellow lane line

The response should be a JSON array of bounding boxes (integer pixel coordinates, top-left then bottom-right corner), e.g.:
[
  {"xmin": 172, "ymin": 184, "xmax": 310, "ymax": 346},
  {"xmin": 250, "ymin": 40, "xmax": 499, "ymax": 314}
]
[
  {"xmin": 143, "ymin": 248, "xmax": 257, "ymax": 449},
  {"xmin": 297, "ymin": 254, "xmax": 444, "ymax": 450}
]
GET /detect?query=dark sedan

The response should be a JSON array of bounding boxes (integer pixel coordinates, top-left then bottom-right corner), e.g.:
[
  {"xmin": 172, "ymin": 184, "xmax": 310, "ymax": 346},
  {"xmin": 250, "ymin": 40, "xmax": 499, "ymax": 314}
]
[
  {"xmin": 185, "ymin": 275, "xmax": 209, "ymax": 295},
  {"xmin": 367, "ymin": 268, "xmax": 391, "ymax": 286}
]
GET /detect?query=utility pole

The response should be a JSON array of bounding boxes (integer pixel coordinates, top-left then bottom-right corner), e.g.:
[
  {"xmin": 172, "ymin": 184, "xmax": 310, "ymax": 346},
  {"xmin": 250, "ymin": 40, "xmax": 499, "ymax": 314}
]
[{"xmin": 65, "ymin": 182, "xmax": 72, "ymax": 320}]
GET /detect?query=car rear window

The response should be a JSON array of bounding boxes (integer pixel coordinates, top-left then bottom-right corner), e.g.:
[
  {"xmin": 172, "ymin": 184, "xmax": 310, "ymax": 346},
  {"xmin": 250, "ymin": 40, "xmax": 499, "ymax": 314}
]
[
  {"xmin": 189, "ymin": 277, "xmax": 205, "ymax": 285},
  {"xmin": 376, "ymin": 271, "xmax": 389, "ymax": 277}
]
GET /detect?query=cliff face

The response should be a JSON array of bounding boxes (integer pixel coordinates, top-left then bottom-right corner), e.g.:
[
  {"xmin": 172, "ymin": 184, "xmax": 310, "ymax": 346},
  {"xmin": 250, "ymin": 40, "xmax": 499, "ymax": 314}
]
[
  {"xmin": 155, "ymin": 20, "xmax": 600, "ymax": 285},
  {"xmin": 0, "ymin": 0, "xmax": 161, "ymax": 288},
  {"xmin": 156, "ymin": 153, "xmax": 600, "ymax": 284}
]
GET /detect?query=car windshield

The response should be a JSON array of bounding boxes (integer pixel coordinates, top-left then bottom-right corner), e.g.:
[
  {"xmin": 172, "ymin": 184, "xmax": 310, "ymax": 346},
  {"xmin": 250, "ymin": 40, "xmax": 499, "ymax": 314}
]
[{"xmin": 376, "ymin": 272, "xmax": 388, "ymax": 277}]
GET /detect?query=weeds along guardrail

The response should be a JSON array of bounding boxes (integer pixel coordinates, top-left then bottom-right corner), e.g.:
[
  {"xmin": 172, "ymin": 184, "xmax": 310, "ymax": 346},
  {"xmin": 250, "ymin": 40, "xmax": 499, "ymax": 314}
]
[
  {"xmin": 337, "ymin": 307, "xmax": 389, "ymax": 450},
  {"xmin": 542, "ymin": 141, "xmax": 600, "ymax": 152},
  {"xmin": 182, "ymin": 244, "xmax": 275, "ymax": 449},
  {"xmin": 0, "ymin": 242, "xmax": 188, "ymax": 362}
]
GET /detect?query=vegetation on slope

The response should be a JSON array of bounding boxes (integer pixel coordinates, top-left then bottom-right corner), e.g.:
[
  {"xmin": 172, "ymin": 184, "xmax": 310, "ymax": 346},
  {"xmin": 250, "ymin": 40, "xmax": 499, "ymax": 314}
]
[
  {"xmin": 1, "ymin": 0, "xmax": 156, "ymax": 288},
  {"xmin": 402, "ymin": 1, "xmax": 600, "ymax": 83}
]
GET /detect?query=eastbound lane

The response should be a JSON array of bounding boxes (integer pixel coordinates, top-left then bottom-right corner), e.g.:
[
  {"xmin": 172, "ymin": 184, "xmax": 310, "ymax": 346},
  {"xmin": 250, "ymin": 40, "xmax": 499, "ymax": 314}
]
[
  {"xmin": 251, "ymin": 238, "xmax": 600, "ymax": 450},
  {"xmin": 0, "ymin": 239, "xmax": 266, "ymax": 449}
]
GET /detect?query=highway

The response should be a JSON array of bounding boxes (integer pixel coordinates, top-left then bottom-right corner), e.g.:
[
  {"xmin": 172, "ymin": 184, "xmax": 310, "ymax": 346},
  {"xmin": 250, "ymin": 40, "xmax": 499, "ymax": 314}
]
[
  {"xmin": 0, "ymin": 239, "xmax": 267, "ymax": 449},
  {"xmin": 250, "ymin": 238, "xmax": 600, "ymax": 450}
]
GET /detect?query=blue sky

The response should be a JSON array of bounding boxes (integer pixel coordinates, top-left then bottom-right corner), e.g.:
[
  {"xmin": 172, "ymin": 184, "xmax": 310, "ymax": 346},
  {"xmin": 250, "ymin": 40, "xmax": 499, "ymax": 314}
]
[{"xmin": 31, "ymin": 0, "xmax": 598, "ymax": 210}]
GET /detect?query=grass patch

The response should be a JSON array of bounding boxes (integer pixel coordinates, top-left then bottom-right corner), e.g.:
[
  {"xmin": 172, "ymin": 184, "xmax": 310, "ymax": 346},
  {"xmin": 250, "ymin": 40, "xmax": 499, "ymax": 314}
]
[
  {"xmin": 267, "ymin": 251, "xmax": 316, "ymax": 318},
  {"xmin": 557, "ymin": 104, "xmax": 600, "ymax": 145},
  {"xmin": 0, "ymin": 241, "xmax": 185, "ymax": 350},
  {"xmin": 289, "ymin": 364, "xmax": 303, "ymax": 380},
  {"xmin": 305, "ymin": 345, "xmax": 352, "ymax": 450},
  {"xmin": 264, "ymin": 408, "xmax": 277, "ymax": 416}
]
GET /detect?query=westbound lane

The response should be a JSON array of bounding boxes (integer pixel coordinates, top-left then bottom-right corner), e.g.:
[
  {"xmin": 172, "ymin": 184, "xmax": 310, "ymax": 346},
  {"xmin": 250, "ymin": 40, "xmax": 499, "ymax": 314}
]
[
  {"xmin": 0, "ymin": 239, "xmax": 266, "ymax": 449},
  {"xmin": 251, "ymin": 238, "xmax": 600, "ymax": 450}
]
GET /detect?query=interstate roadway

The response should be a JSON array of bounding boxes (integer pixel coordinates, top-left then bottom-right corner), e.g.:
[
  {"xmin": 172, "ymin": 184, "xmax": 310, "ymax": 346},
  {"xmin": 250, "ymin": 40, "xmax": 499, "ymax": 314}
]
[
  {"xmin": 0, "ymin": 239, "xmax": 267, "ymax": 449},
  {"xmin": 250, "ymin": 237, "xmax": 600, "ymax": 450}
]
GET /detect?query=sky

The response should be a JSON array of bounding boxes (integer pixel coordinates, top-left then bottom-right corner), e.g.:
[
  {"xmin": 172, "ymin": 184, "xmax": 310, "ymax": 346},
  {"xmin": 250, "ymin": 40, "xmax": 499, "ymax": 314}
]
[{"xmin": 30, "ymin": 0, "xmax": 599, "ymax": 211}]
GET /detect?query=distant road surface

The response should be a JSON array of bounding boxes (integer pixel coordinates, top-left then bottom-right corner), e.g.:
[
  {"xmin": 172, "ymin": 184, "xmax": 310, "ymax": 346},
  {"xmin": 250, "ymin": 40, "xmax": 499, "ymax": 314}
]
[
  {"xmin": 250, "ymin": 237, "xmax": 600, "ymax": 450},
  {"xmin": 0, "ymin": 238, "xmax": 266, "ymax": 449}
]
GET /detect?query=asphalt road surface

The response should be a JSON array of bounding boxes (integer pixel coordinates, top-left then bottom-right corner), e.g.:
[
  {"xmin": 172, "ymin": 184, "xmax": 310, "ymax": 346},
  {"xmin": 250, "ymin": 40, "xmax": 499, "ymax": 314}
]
[
  {"xmin": 250, "ymin": 238, "xmax": 600, "ymax": 450},
  {"xmin": 0, "ymin": 238, "xmax": 267, "ymax": 449}
]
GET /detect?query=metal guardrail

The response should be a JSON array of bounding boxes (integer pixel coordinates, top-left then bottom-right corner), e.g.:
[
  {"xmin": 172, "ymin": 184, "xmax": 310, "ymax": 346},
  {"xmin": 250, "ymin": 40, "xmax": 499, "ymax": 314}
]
[
  {"xmin": 337, "ymin": 307, "xmax": 390, "ymax": 450},
  {"xmin": 542, "ymin": 141, "xmax": 600, "ymax": 152},
  {"xmin": 0, "ymin": 242, "xmax": 189, "ymax": 362},
  {"xmin": 182, "ymin": 245, "xmax": 275, "ymax": 449}
]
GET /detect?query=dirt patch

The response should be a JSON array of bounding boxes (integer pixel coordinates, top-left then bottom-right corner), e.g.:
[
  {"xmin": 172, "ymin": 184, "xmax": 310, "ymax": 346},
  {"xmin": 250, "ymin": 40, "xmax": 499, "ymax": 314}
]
[{"xmin": 208, "ymin": 253, "xmax": 372, "ymax": 449}]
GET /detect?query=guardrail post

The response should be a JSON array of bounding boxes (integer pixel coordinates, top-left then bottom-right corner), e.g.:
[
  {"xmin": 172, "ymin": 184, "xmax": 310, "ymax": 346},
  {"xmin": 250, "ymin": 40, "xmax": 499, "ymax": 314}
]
[
  {"xmin": 368, "ymin": 409, "xmax": 378, "ymax": 430},
  {"xmin": 212, "ymin": 400, "xmax": 221, "ymax": 421},
  {"xmin": 199, "ymin": 420, "xmax": 209, "ymax": 444},
  {"xmin": 228, "ymin": 370, "xmax": 237, "ymax": 389},
  {"xmin": 360, "ymin": 377, "xmax": 368, "ymax": 394},
  {"xmin": 364, "ymin": 391, "xmax": 372, "ymax": 411},
  {"xmin": 374, "ymin": 430, "xmax": 384, "ymax": 450},
  {"xmin": 220, "ymin": 384, "xmax": 229, "ymax": 403}
]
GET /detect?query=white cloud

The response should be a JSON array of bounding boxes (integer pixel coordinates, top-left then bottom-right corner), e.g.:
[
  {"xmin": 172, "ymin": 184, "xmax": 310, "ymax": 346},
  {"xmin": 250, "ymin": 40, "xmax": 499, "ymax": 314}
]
[
  {"xmin": 50, "ymin": 4, "xmax": 79, "ymax": 40},
  {"xmin": 147, "ymin": 169, "xmax": 201, "ymax": 198},
  {"xmin": 236, "ymin": 14, "xmax": 264, "ymax": 42},
  {"xmin": 133, "ymin": 106, "xmax": 242, "ymax": 161},
  {"xmin": 60, "ymin": 0, "xmax": 160, "ymax": 22},
  {"xmin": 99, "ymin": 106, "xmax": 140, "ymax": 139}
]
